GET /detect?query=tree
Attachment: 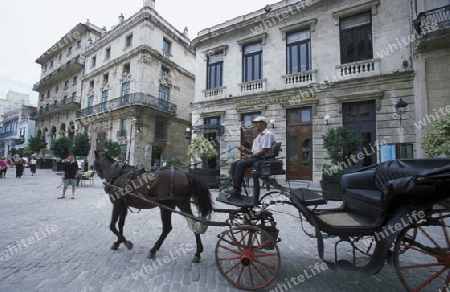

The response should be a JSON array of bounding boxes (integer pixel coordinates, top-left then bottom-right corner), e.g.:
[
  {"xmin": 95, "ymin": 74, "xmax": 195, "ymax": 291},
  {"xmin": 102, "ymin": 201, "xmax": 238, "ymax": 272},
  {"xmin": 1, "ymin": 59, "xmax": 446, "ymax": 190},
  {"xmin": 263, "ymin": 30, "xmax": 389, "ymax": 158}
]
[
  {"xmin": 72, "ymin": 133, "xmax": 90, "ymax": 156},
  {"xmin": 28, "ymin": 136, "xmax": 47, "ymax": 154},
  {"xmin": 51, "ymin": 137, "xmax": 72, "ymax": 159},
  {"xmin": 322, "ymin": 126, "xmax": 361, "ymax": 165},
  {"xmin": 421, "ymin": 114, "xmax": 450, "ymax": 157},
  {"xmin": 101, "ymin": 139, "xmax": 121, "ymax": 158}
]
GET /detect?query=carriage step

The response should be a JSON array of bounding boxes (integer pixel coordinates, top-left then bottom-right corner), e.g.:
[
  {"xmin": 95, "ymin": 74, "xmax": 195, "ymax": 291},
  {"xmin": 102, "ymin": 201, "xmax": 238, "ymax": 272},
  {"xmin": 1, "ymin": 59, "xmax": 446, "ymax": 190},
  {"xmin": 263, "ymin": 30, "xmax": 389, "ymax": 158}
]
[
  {"xmin": 289, "ymin": 188, "xmax": 327, "ymax": 206},
  {"xmin": 216, "ymin": 191, "xmax": 255, "ymax": 207}
]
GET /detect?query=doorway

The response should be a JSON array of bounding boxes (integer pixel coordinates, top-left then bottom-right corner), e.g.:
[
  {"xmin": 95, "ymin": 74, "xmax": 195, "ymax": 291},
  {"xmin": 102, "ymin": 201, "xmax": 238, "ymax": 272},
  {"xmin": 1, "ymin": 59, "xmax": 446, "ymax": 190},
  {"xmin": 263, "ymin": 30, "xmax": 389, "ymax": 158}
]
[
  {"xmin": 286, "ymin": 108, "xmax": 312, "ymax": 180},
  {"xmin": 342, "ymin": 101, "xmax": 377, "ymax": 169}
]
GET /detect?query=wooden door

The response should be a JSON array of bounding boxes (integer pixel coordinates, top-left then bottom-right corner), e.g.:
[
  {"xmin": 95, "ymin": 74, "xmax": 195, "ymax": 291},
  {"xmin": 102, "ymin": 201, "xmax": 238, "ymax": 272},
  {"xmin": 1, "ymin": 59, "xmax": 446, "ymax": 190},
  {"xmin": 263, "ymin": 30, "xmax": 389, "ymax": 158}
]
[{"xmin": 286, "ymin": 108, "xmax": 312, "ymax": 180}]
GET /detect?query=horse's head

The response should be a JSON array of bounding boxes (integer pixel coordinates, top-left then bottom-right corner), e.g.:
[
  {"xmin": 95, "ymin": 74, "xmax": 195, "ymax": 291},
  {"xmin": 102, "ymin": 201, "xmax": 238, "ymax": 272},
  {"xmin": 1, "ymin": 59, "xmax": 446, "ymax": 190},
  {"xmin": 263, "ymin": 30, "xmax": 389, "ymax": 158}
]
[{"xmin": 94, "ymin": 150, "xmax": 115, "ymax": 180}]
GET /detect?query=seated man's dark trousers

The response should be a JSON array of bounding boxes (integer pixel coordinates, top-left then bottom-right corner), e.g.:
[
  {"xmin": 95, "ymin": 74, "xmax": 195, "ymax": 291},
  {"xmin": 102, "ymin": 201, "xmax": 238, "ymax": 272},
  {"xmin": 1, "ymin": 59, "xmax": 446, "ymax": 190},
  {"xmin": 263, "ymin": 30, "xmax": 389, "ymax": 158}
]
[{"xmin": 230, "ymin": 157, "xmax": 260, "ymax": 194}]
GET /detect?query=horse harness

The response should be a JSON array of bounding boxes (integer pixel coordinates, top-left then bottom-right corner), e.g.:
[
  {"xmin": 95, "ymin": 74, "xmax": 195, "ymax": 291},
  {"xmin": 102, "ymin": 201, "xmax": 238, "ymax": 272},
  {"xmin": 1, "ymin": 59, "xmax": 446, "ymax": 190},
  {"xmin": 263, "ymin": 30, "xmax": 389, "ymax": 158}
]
[{"xmin": 105, "ymin": 164, "xmax": 191, "ymax": 206}]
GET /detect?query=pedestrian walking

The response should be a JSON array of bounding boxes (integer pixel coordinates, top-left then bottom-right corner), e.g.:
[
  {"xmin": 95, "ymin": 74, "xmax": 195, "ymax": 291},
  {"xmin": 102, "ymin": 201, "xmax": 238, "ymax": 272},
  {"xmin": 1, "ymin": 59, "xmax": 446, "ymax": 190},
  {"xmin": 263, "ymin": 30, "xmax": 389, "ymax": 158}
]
[
  {"xmin": 15, "ymin": 156, "xmax": 25, "ymax": 178},
  {"xmin": 0, "ymin": 157, "xmax": 8, "ymax": 178},
  {"xmin": 58, "ymin": 153, "xmax": 78, "ymax": 199},
  {"xmin": 30, "ymin": 156, "xmax": 37, "ymax": 176}
]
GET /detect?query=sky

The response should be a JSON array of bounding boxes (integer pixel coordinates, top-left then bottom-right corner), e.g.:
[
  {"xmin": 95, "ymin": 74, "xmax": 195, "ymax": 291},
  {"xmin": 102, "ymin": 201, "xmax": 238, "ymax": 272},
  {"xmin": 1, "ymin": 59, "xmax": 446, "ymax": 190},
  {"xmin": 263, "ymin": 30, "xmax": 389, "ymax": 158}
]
[{"xmin": 0, "ymin": 0, "xmax": 268, "ymax": 105}]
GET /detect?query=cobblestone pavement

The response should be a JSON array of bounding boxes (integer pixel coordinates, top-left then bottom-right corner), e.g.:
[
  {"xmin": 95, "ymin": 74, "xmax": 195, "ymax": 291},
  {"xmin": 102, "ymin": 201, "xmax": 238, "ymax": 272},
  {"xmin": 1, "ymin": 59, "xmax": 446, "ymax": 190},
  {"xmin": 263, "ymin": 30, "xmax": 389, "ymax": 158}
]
[{"xmin": 0, "ymin": 168, "xmax": 441, "ymax": 292}]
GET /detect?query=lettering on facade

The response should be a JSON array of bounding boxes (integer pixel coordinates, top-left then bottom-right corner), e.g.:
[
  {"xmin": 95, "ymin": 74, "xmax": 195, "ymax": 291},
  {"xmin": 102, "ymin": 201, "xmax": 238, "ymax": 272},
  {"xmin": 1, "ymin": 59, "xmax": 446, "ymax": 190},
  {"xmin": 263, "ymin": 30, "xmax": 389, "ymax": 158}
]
[{"xmin": 235, "ymin": 95, "xmax": 313, "ymax": 108}]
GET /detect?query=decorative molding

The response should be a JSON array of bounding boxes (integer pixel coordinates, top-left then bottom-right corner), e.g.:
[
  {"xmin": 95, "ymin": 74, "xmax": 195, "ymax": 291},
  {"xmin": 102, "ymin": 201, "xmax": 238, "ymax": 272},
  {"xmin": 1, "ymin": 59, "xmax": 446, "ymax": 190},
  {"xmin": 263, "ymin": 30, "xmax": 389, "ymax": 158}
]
[
  {"xmin": 332, "ymin": 0, "xmax": 380, "ymax": 25},
  {"xmin": 203, "ymin": 45, "xmax": 229, "ymax": 61},
  {"xmin": 280, "ymin": 19, "xmax": 317, "ymax": 40},
  {"xmin": 237, "ymin": 32, "xmax": 268, "ymax": 49},
  {"xmin": 334, "ymin": 90, "xmax": 384, "ymax": 113},
  {"xmin": 281, "ymin": 97, "xmax": 319, "ymax": 114}
]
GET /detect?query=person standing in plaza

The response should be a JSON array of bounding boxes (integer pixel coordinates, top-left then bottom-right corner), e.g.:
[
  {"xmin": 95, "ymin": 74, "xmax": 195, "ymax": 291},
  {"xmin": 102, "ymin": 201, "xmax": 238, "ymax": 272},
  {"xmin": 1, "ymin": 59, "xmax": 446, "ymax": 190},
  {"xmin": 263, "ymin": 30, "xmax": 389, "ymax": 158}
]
[
  {"xmin": 58, "ymin": 153, "xmax": 78, "ymax": 199},
  {"xmin": 29, "ymin": 156, "xmax": 37, "ymax": 176}
]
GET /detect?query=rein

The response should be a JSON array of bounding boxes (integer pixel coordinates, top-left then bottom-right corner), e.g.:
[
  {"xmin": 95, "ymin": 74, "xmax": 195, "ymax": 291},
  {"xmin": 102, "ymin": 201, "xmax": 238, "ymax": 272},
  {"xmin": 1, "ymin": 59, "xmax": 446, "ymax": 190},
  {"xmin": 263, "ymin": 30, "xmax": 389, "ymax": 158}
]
[{"xmin": 103, "ymin": 182, "xmax": 192, "ymax": 203}]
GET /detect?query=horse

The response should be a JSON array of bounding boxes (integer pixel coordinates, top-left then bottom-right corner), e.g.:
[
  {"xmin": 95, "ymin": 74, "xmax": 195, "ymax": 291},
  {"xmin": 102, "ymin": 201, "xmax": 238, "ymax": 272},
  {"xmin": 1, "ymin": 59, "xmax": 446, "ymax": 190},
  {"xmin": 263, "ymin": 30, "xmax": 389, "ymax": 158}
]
[{"xmin": 93, "ymin": 151, "xmax": 213, "ymax": 263}]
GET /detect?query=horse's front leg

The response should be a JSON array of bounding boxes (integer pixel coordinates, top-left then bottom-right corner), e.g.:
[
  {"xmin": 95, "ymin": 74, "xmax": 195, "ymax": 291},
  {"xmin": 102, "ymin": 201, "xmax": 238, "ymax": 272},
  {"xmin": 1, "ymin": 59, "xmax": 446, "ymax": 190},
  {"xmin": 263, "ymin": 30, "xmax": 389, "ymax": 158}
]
[
  {"xmin": 117, "ymin": 206, "xmax": 133, "ymax": 250},
  {"xmin": 110, "ymin": 203, "xmax": 132, "ymax": 250},
  {"xmin": 148, "ymin": 207, "xmax": 172, "ymax": 258}
]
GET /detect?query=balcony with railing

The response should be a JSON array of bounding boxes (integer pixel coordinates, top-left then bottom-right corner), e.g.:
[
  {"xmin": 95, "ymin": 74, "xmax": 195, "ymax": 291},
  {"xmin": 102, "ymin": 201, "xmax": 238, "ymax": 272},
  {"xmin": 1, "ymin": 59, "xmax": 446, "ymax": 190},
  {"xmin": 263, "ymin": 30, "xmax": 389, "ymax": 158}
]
[
  {"xmin": 336, "ymin": 58, "xmax": 381, "ymax": 78},
  {"xmin": 33, "ymin": 56, "xmax": 84, "ymax": 92},
  {"xmin": 35, "ymin": 96, "xmax": 81, "ymax": 118},
  {"xmin": 283, "ymin": 70, "xmax": 317, "ymax": 88},
  {"xmin": 203, "ymin": 86, "xmax": 226, "ymax": 99},
  {"xmin": 413, "ymin": 5, "xmax": 450, "ymax": 51},
  {"xmin": 76, "ymin": 92, "xmax": 178, "ymax": 119},
  {"xmin": 239, "ymin": 79, "xmax": 266, "ymax": 94},
  {"xmin": 0, "ymin": 130, "xmax": 17, "ymax": 139}
]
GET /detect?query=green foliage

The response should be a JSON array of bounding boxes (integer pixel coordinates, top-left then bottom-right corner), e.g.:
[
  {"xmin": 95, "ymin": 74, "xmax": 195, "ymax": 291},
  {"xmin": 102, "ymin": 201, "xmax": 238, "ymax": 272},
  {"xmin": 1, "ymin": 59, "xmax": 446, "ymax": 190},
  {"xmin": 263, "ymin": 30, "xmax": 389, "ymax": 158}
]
[
  {"xmin": 51, "ymin": 137, "xmax": 72, "ymax": 159},
  {"xmin": 9, "ymin": 148, "xmax": 19, "ymax": 156},
  {"xmin": 72, "ymin": 133, "xmax": 90, "ymax": 156},
  {"xmin": 40, "ymin": 148, "xmax": 50, "ymax": 155},
  {"xmin": 28, "ymin": 136, "xmax": 47, "ymax": 153},
  {"xmin": 421, "ymin": 114, "xmax": 450, "ymax": 157},
  {"xmin": 187, "ymin": 137, "xmax": 218, "ymax": 159},
  {"xmin": 22, "ymin": 146, "xmax": 33, "ymax": 157},
  {"xmin": 322, "ymin": 127, "xmax": 361, "ymax": 165},
  {"xmin": 166, "ymin": 159, "xmax": 187, "ymax": 170},
  {"xmin": 101, "ymin": 139, "xmax": 121, "ymax": 158}
]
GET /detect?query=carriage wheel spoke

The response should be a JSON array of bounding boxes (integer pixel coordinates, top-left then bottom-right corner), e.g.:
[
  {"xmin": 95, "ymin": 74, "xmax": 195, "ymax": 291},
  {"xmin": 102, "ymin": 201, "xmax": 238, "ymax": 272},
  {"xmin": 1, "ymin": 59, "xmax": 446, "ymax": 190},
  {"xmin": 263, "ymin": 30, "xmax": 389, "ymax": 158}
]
[
  {"xmin": 223, "ymin": 261, "xmax": 241, "ymax": 275},
  {"xmin": 439, "ymin": 212, "xmax": 450, "ymax": 247},
  {"xmin": 413, "ymin": 266, "xmax": 448, "ymax": 291},
  {"xmin": 247, "ymin": 265, "xmax": 255, "ymax": 287},
  {"xmin": 251, "ymin": 262, "xmax": 268, "ymax": 281},
  {"xmin": 253, "ymin": 258, "xmax": 278, "ymax": 271},
  {"xmin": 418, "ymin": 225, "xmax": 441, "ymax": 249},
  {"xmin": 218, "ymin": 244, "xmax": 242, "ymax": 255}
]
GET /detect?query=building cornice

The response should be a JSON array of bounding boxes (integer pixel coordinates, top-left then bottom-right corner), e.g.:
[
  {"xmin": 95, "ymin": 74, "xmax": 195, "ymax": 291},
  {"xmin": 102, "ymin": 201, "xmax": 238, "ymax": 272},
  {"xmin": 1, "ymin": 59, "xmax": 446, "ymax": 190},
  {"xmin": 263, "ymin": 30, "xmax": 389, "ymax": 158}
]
[
  {"xmin": 84, "ymin": 9, "xmax": 193, "ymax": 57},
  {"xmin": 192, "ymin": 0, "xmax": 320, "ymax": 49}
]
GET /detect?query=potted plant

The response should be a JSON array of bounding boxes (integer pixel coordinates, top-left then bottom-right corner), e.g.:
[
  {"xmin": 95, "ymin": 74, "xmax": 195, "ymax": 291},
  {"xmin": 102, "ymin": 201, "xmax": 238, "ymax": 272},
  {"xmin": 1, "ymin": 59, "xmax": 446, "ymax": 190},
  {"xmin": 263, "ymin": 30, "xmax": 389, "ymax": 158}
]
[
  {"xmin": 321, "ymin": 126, "xmax": 361, "ymax": 200},
  {"xmin": 187, "ymin": 137, "xmax": 218, "ymax": 187}
]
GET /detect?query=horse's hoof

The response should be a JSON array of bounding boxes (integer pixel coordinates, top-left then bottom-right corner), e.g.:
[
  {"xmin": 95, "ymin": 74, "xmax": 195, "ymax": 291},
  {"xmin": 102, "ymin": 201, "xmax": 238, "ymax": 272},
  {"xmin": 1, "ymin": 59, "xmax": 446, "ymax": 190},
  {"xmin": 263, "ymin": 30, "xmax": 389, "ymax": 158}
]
[
  {"xmin": 191, "ymin": 255, "xmax": 201, "ymax": 263},
  {"xmin": 124, "ymin": 241, "xmax": 133, "ymax": 250},
  {"xmin": 110, "ymin": 244, "xmax": 119, "ymax": 250},
  {"xmin": 147, "ymin": 251, "xmax": 156, "ymax": 259}
]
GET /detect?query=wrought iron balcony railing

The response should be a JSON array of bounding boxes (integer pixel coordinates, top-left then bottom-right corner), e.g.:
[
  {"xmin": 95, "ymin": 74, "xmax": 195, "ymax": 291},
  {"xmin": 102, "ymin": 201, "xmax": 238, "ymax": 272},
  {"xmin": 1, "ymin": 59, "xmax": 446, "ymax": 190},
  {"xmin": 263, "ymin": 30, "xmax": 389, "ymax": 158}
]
[
  {"xmin": 413, "ymin": 5, "xmax": 450, "ymax": 35},
  {"xmin": 33, "ymin": 56, "xmax": 85, "ymax": 91},
  {"xmin": 35, "ymin": 96, "xmax": 81, "ymax": 117},
  {"xmin": 76, "ymin": 92, "xmax": 177, "ymax": 119}
]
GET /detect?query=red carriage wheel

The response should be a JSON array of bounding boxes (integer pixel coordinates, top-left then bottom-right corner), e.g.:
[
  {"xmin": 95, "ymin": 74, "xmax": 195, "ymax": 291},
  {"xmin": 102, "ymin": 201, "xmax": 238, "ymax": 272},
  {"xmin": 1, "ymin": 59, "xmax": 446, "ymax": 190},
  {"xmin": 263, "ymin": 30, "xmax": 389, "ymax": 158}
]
[
  {"xmin": 215, "ymin": 225, "xmax": 280, "ymax": 291},
  {"xmin": 394, "ymin": 208, "xmax": 450, "ymax": 291}
]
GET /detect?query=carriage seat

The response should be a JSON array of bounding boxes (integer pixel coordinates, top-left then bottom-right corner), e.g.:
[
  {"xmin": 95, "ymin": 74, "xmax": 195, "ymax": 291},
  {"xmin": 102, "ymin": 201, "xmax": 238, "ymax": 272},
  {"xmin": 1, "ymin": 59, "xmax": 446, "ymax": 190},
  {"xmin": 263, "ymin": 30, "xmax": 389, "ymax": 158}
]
[
  {"xmin": 252, "ymin": 142, "xmax": 286, "ymax": 177},
  {"xmin": 340, "ymin": 159, "xmax": 442, "ymax": 220}
]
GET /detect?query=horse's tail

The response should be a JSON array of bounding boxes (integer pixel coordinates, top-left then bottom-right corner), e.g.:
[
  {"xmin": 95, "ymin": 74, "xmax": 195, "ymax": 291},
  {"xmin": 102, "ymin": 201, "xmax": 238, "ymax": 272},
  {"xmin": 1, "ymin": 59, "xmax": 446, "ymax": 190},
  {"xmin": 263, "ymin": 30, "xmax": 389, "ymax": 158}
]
[{"xmin": 186, "ymin": 173, "xmax": 213, "ymax": 217}]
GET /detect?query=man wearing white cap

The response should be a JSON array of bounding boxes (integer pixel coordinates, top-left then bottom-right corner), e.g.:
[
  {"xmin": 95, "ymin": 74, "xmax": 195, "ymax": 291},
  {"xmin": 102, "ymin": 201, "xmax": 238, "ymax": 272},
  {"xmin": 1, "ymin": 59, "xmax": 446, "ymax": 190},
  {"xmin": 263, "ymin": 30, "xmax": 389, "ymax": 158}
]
[{"xmin": 225, "ymin": 116, "xmax": 275, "ymax": 198}]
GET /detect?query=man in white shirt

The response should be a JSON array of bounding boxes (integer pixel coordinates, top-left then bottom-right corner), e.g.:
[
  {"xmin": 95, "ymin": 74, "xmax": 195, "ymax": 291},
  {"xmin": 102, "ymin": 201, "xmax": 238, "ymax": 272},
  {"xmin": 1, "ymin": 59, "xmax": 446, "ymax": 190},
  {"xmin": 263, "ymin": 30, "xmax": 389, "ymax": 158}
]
[{"xmin": 225, "ymin": 116, "xmax": 275, "ymax": 198}]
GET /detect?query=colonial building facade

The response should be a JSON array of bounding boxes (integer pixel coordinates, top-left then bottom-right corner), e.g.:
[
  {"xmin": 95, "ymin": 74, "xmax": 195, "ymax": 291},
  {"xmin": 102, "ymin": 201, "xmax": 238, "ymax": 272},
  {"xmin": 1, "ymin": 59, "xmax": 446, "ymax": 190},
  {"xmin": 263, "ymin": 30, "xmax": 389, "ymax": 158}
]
[
  {"xmin": 32, "ymin": 23, "xmax": 103, "ymax": 153},
  {"xmin": 0, "ymin": 91, "xmax": 36, "ymax": 157},
  {"xmin": 78, "ymin": 0, "xmax": 195, "ymax": 166},
  {"xmin": 32, "ymin": 1, "xmax": 195, "ymax": 166},
  {"xmin": 191, "ymin": 0, "xmax": 450, "ymax": 185}
]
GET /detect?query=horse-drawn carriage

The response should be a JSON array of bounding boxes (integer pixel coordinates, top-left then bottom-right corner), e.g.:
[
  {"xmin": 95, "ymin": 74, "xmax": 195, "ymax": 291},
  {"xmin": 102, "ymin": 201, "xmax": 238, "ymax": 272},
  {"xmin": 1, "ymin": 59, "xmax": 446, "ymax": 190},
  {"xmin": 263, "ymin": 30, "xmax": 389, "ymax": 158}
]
[{"xmin": 94, "ymin": 150, "xmax": 450, "ymax": 291}]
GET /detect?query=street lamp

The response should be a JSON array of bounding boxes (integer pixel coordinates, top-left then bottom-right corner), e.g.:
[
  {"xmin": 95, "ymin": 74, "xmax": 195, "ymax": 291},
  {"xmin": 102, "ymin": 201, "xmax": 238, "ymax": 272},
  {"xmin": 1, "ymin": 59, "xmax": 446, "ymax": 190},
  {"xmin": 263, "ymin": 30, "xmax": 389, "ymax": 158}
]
[
  {"xmin": 395, "ymin": 98, "xmax": 408, "ymax": 127},
  {"xmin": 185, "ymin": 127, "xmax": 192, "ymax": 139}
]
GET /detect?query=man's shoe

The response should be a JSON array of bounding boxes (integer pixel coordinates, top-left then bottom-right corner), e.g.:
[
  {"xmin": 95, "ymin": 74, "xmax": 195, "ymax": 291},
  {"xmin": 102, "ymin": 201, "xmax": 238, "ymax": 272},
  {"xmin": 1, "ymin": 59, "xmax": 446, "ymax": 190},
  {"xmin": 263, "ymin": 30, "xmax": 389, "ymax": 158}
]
[{"xmin": 224, "ymin": 187, "xmax": 243, "ymax": 199}]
